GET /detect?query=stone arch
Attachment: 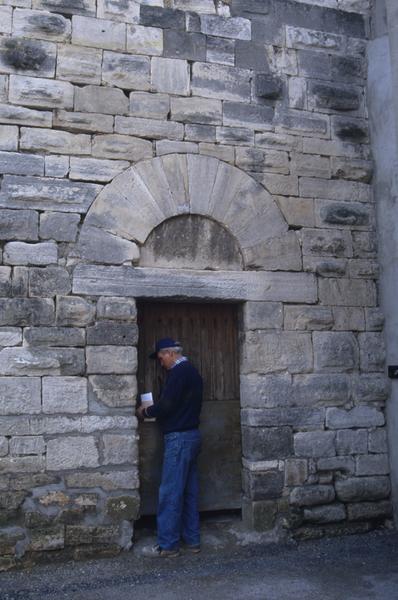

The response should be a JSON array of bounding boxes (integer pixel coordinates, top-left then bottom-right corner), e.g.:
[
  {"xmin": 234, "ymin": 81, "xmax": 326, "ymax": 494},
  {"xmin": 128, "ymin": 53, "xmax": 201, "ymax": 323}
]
[{"xmin": 77, "ymin": 154, "xmax": 288, "ymax": 268}]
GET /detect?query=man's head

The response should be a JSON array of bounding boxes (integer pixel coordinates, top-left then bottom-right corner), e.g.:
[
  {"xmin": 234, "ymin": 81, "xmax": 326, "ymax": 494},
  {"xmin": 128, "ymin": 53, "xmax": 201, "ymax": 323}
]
[{"xmin": 149, "ymin": 337, "xmax": 183, "ymax": 370}]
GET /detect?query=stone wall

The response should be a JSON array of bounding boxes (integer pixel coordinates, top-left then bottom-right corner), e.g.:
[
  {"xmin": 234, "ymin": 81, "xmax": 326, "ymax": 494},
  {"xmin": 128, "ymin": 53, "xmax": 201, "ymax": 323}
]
[{"xmin": 0, "ymin": 0, "xmax": 392, "ymax": 570}]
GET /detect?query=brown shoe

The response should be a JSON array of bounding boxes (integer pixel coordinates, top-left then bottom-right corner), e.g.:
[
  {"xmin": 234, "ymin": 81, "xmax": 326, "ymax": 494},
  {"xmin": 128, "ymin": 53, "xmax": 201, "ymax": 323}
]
[
  {"xmin": 185, "ymin": 544, "xmax": 201, "ymax": 554},
  {"xmin": 142, "ymin": 544, "xmax": 180, "ymax": 558}
]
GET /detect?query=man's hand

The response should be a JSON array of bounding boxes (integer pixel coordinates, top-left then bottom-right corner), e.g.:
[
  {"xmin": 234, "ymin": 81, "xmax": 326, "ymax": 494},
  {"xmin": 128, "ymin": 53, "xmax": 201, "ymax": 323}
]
[{"xmin": 136, "ymin": 405, "xmax": 146, "ymax": 421}]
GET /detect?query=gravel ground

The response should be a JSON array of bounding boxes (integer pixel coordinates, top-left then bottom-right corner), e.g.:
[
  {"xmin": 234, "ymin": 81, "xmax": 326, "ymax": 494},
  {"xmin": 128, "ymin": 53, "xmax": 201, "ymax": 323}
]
[{"xmin": 1, "ymin": 528, "xmax": 398, "ymax": 600}]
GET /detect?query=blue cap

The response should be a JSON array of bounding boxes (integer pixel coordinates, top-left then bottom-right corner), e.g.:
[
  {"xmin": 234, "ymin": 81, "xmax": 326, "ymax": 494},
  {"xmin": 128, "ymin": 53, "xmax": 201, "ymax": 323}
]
[{"xmin": 149, "ymin": 337, "xmax": 181, "ymax": 359}]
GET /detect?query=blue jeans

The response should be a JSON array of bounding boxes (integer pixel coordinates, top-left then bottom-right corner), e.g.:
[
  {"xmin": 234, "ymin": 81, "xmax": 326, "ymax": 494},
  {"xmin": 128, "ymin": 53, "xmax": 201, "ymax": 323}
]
[{"xmin": 157, "ymin": 429, "xmax": 201, "ymax": 551}]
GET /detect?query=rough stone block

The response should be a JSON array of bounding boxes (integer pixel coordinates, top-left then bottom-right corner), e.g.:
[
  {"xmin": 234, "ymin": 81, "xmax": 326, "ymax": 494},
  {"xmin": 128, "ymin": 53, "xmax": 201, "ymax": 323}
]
[
  {"xmin": 29, "ymin": 266, "xmax": 71, "ymax": 297},
  {"xmin": 242, "ymin": 407, "xmax": 325, "ymax": 429},
  {"xmin": 235, "ymin": 41, "xmax": 269, "ymax": 70},
  {"xmin": 72, "ymin": 16, "xmax": 126, "ymax": 51},
  {"xmin": 319, "ymin": 278, "xmax": 376, "ymax": 307},
  {"xmin": 0, "ymin": 328, "xmax": 22, "ymax": 347},
  {"xmin": 69, "ymin": 158, "xmax": 129, "ymax": 183},
  {"xmin": 39, "ymin": 212, "xmax": 80, "ymax": 243},
  {"xmin": 155, "ymin": 140, "xmax": 198, "ymax": 156},
  {"xmin": 192, "ymin": 62, "xmax": 251, "ymax": 102},
  {"xmin": 24, "ymin": 327, "xmax": 85, "ymax": 347},
  {"xmin": 102, "ymin": 434, "xmax": 137, "ymax": 465},
  {"xmin": 97, "ymin": 297, "xmax": 136, "ymax": 321},
  {"xmin": 364, "ymin": 308, "xmax": 384, "ymax": 332},
  {"xmin": 75, "ymin": 85, "xmax": 129, "ymax": 115},
  {"xmin": 331, "ymin": 157, "xmax": 373, "ymax": 183},
  {"xmin": 92, "ymin": 134, "xmax": 152, "ymax": 161},
  {"xmin": 298, "ymin": 49, "xmax": 331, "ymax": 80},
  {"xmin": 285, "ymin": 458, "xmax": 308, "ymax": 487},
  {"xmin": 308, "ymin": 81, "xmax": 361, "ymax": 112},
  {"xmin": 0, "ymin": 377, "xmax": 41, "ymax": 415},
  {"xmin": 284, "ymin": 306, "xmax": 333, "ymax": 331},
  {"xmin": 259, "ymin": 173, "xmax": 299, "ymax": 196},
  {"xmin": 44, "ymin": 155, "xmax": 69, "ymax": 178},
  {"xmin": 86, "ymin": 346, "xmax": 137, "ymax": 375},
  {"xmin": 127, "ymin": 24, "xmax": 163, "ymax": 56},
  {"xmin": 313, "ymin": 332, "xmax": 358, "ymax": 373},
  {"xmin": 356, "ymin": 454, "xmax": 389, "ymax": 476},
  {"xmin": 0, "ymin": 6, "xmax": 12, "ymax": 33},
  {"xmin": 54, "ymin": 111, "xmax": 114, "ymax": 134},
  {"xmin": 276, "ymin": 110, "xmax": 329, "ymax": 139},
  {"xmin": 42, "ymin": 377, "xmax": 87, "ymax": 414},
  {"xmin": 0, "ymin": 298, "xmax": 54, "ymax": 326},
  {"xmin": 303, "ymin": 504, "xmax": 346, "ymax": 524},
  {"xmin": 223, "ymin": 102, "xmax": 274, "ymax": 132},
  {"xmin": 349, "ymin": 259, "xmax": 379, "ymax": 279},
  {"xmin": 97, "ymin": 0, "xmax": 140, "ymax": 23},
  {"xmin": 129, "ymin": 92, "xmax": 169, "ymax": 120},
  {"xmin": 206, "ymin": 36, "xmax": 235, "ymax": 66},
  {"xmin": 276, "ymin": 196, "xmax": 314, "ymax": 228},
  {"xmin": 171, "ymin": 96, "xmax": 222, "ymax": 125},
  {"xmin": 326, "ymin": 406, "xmax": 385, "ymax": 430},
  {"xmin": 317, "ymin": 456, "xmax": 355, "ymax": 475},
  {"xmin": 243, "ymin": 302, "xmax": 283, "ymax": 330},
  {"xmin": 368, "ymin": 429, "xmax": 388, "ymax": 454},
  {"xmin": 102, "ymin": 51, "xmax": 150, "ymax": 91},
  {"xmin": 336, "ymin": 430, "xmax": 367, "ymax": 455},
  {"xmin": 335, "ymin": 476, "xmax": 390, "ymax": 502},
  {"xmin": 300, "ymin": 177, "xmax": 371, "ymax": 203},
  {"xmin": 254, "ymin": 73, "xmax": 283, "ymax": 99},
  {"xmin": 4, "ymin": 242, "xmax": 57, "ymax": 266},
  {"xmin": 32, "ymin": 0, "xmax": 96, "ymax": 15},
  {"xmin": 352, "ymin": 231, "xmax": 377, "ymax": 258},
  {"xmin": 290, "ymin": 485, "xmax": 335, "ymax": 507},
  {"xmin": 358, "ymin": 333, "xmax": 385, "ymax": 373},
  {"xmin": 304, "ymin": 255, "xmax": 347, "ymax": 278},
  {"xmin": 291, "ymin": 153, "xmax": 330, "ymax": 179},
  {"xmin": 56, "ymin": 44, "xmax": 102, "ymax": 84},
  {"xmin": 286, "ymin": 26, "xmax": 344, "ymax": 52},
  {"xmin": 9, "ymin": 435, "xmax": 45, "ymax": 455},
  {"xmin": 242, "ymin": 331, "xmax": 313, "ymax": 375},
  {"xmin": 47, "ymin": 436, "xmax": 99, "ymax": 470},
  {"xmin": 151, "ymin": 57, "xmax": 189, "ymax": 96},
  {"xmin": 65, "ymin": 524, "xmax": 118, "ymax": 546},
  {"xmin": 0, "ymin": 126, "xmax": 18, "ymax": 152},
  {"xmin": 0, "ymin": 103, "xmax": 52, "ymax": 127},
  {"xmin": 0, "ymin": 455, "xmax": 45, "ymax": 474},
  {"xmin": 106, "ymin": 494, "xmax": 139, "ymax": 521},
  {"xmin": 114, "ymin": 116, "xmax": 183, "ymax": 140},
  {"xmin": 332, "ymin": 115, "xmax": 368, "ymax": 144},
  {"xmin": 9, "ymin": 74, "xmax": 74, "ymax": 110},
  {"xmin": 243, "ymin": 231, "xmax": 302, "ymax": 271},
  {"xmin": 87, "ymin": 322, "xmax": 138, "ymax": 346},
  {"xmin": 0, "ymin": 209, "xmax": 38, "ymax": 241},
  {"xmin": 56, "ymin": 296, "xmax": 95, "ymax": 326},
  {"xmin": 315, "ymin": 200, "xmax": 371, "ymax": 229},
  {"xmin": 65, "ymin": 469, "xmax": 138, "ymax": 491},
  {"xmin": 216, "ymin": 126, "xmax": 253, "ymax": 146},
  {"xmin": 294, "ymin": 431, "xmax": 335, "ymax": 458},
  {"xmin": 242, "ymin": 426, "xmax": 293, "ymax": 460},
  {"xmin": 89, "ymin": 375, "xmax": 137, "ymax": 408},
  {"xmin": 243, "ymin": 469, "xmax": 284, "ymax": 501},
  {"xmin": 0, "ymin": 151, "xmax": 44, "ymax": 177},
  {"xmin": 78, "ymin": 225, "xmax": 140, "ymax": 264},
  {"xmin": 12, "ymin": 8, "xmax": 71, "ymax": 41},
  {"xmin": 0, "ymin": 437, "xmax": 8, "ymax": 457},
  {"xmin": 0, "ymin": 347, "xmax": 85, "ymax": 376},
  {"xmin": 347, "ymin": 500, "xmax": 392, "ymax": 522},
  {"xmin": 241, "ymin": 497, "xmax": 277, "ymax": 532},
  {"xmin": 200, "ymin": 15, "xmax": 250, "ymax": 39},
  {"xmin": 163, "ymin": 29, "xmax": 206, "ymax": 61},
  {"xmin": 332, "ymin": 307, "xmax": 365, "ymax": 331},
  {"xmin": 20, "ymin": 128, "xmax": 91, "ymax": 155}
]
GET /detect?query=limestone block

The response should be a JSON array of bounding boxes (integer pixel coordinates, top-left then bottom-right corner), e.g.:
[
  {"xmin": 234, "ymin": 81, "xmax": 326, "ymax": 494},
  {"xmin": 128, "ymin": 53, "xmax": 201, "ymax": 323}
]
[
  {"xmin": 368, "ymin": 429, "xmax": 388, "ymax": 454},
  {"xmin": 347, "ymin": 500, "xmax": 392, "ymax": 522},
  {"xmin": 156, "ymin": 140, "xmax": 199, "ymax": 156},
  {"xmin": 326, "ymin": 406, "xmax": 385, "ymax": 430},
  {"xmin": 331, "ymin": 115, "xmax": 369, "ymax": 144},
  {"xmin": 4, "ymin": 241, "xmax": 57, "ymax": 266},
  {"xmin": 24, "ymin": 327, "xmax": 85, "ymax": 347},
  {"xmin": 0, "ymin": 455, "xmax": 45, "ymax": 474},
  {"xmin": 40, "ymin": 212, "xmax": 80, "ymax": 242},
  {"xmin": 240, "ymin": 373, "xmax": 292, "ymax": 409},
  {"xmin": 243, "ymin": 302, "xmax": 283, "ymax": 330},
  {"xmin": 98, "ymin": 0, "xmax": 140, "ymax": 23},
  {"xmin": 32, "ymin": 0, "xmax": 96, "ymax": 16},
  {"xmin": 56, "ymin": 296, "xmax": 95, "ymax": 326},
  {"xmin": 291, "ymin": 153, "xmax": 330, "ymax": 179},
  {"xmin": 294, "ymin": 431, "xmax": 335, "ymax": 458},
  {"xmin": 0, "ymin": 209, "xmax": 38, "ymax": 241},
  {"xmin": 56, "ymin": 44, "xmax": 102, "ymax": 85},
  {"xmin": 319, "ymin": 278, "xmax": 376, "ymax": 307},
  {"xmin": 9, "ymin": 75, "xmax": 74, "ymax": 110},
  {"xmin": 0, "ymin": 267, "xmax": 11, "ymax": 297},
  {"xmin": 78, "ymin": 225, "xmax": 140, "ymax": 264},
  {"xmin": 96, "ymin": 297, "xmax": 136, "ymax": 321},
  {"xmin": 285, "ymin": 459, "xmax": 308, "ymax": 487},
  {"xmin": 86, "ymin": 345, "xmax": 137, "ymax": 374},
  {"xmin": 151, "ymin": 57, "xmax": 189, "ymax": 96},
  {"xmin": 114, "ymin": 116, "xmax": 184, "ymax": 140},
  {"xmin": 331, "ymin": 157, "xmax": 373, "ymax": 183},
  {"xmin": 358, "ymin": 333, "xmax": 385, "ymax": 373},
  {"xmin": 276, "ymin": 110, "xmax": 329, "ymax": 139},
  {"xmin": 0, "ymin": 347, "xmax": 85, "ymax": 376},
  {"xmin": 242, "ymin": 331, "xmax": 312, "ymax": 375},
  {"xmin": 243, "ymin": 232, "xmax": 302, "ymax": 271},
  {"xmin": 315, "ymin": 200, "xmax": 371, "ymax": 229},
  {"xmin": 0, "ymin": 126, "xmax": 17, "ymax": 152},
  {"xmin": 303, "ymin": 504, "xmax": 346, "ymax": 524},
  {"xmin": 65, "ymin": 469, "xmax": 138, "ymax": 491},
  {"xmin": 42, "ymin": 377, "xmax": 88, "ymax": 414},
  {"xmin": 288, "ymin": 77, "xmax": 306, "ymax": 109},
  {"xmin": 0, "ymin": 437, "xmax": 8, "ymax": 457},
  {"xmin": 200, "ymin": 15, "xmax": 250, "ymax": 39},
  {"xmin": 356, "ymin": 454, "xmax": 389, "ymax": 476},
  {"xmin": 255, "ymin": 132, "xmax": 301, "ymax": 153},
  {"xmin": 29, "ymin": 266, "xmax": 71, "ymax": 298},
  {"xmin": 216, "ymin": 126, "xmax": 253, "ymax": 146},
  {"xmin": 335, "ymin": 476, "xmax": 390, "ymax": 502},
  {"xmin": 44, "ymin": 155, "xmax": 69, "ymax": 177},
  {"xmin": 0, "ymin": 151, "xmax": 44, "ymax": 178},
  {"xmin": 20, "ymin": 127, "xmax": 91, "ymax": 155},
  {"xmin": 243, "ymin": 469, "xmax": 284, "ymax": 501},
  {"xmin": 192, "ymin": 62, "xmax": 251, "ymax": 102},
  {"xmin": 47, "ymin": 436, "xmax": 99, "ymax": 470},
  {"xmin": 75, "ymin": 85, "xmax": 129, "ymax": 115},
  {"xmin": 349, "ymin": 259, "xmax": 379, "ymax": 279},
  {"xmin": 0, "ymin": 6, "xmax": 12, "ymax": 33},
  {"xmin": 284, "ymin": 306, "xmax": 333, "ymax": 331},
  {"xmin": 317, "ymin": 456, "xmax": 355, "ymax": 475},
  {"xmin": 206, "ymin": 36, "xmax": 235, "ymax": 66},
  {"xmin": 0, "ymin": 327, "xmax": 22, "ymax": 347},
  {"xmin": 71, "ymin": 16, "xmax": 126, "ymax": 51},
  {"xmin": 87, "ymin": 322, "xmax": 138, "ymax": 346},
  {"xmin": 303, "ymin": 137, "xmax": 369, "ymax": 160},
  {"xmin": 89, "ymin": 375, "xmax": 137, "ymax": 408},
  {"xmin": 171, "ymin": 97, "xmax": 222, "ymax": 125},
  {"xmin": 92, "ymin": 134, "xmax": 152, "ymax": 161},
  {"xmin": 364, "ymin": 308, "xmax": 384, "ymax": 332},
  {"xmin": 127, "ymin": 24, "xmax": 163, "ymax": 56},
  {"xmin": 300, "ymin": 177, "xmax": 371, "ymax": 203},
  {"xmin": 0, "ymin": 103, "xmax": 52, "ymax": 127},
  {"xmin": 313, "ymin": 332, "xmax": 359, "ymax": 373},
  {"xmin": 102, "ymin": 51, "xmax": 150, "ymax": 91},
  {"xmin": 0, "ymin": 298, "xmax": 54, "ymax": 326},
  {"xmin": 0, "ymin": 175, "xmax": 101, "ymax": 212},
  {"xmin": 276, "ymin": 196, "xmax": 314, "ymax": 228},
  {"xmin": 241, "ymin": 408, "xmax": 324, "ymax": 429},
  {"xmin": 175, "ymin": 0, "xmax": 215, "ymax": 13},
  {"xmin": 140, "ymin": 5, "xmax": 185, "ymax": 29},
  {"xmin": 129, "ymin": 92, "xmax": 169, "ymax": 120},
  {"xmin": 308, "ymin": 81, "xmax": 361, "ymax": 112},
  {"xmin": 290, "ymin": 485, "xmax": 335, "ymax": 507},
  {"xmin": 185, "ymin": 125, "xmax": 216, "ymax": 143},
  {"xmin": 286, "ymin": 26, "xmax": 344, "ymax": 52},
  {"xmin": 336, "ymin": 430, "xmax": 367, "ymax": 455},
  {"xmin": 259, "ymin": 173, "xmax": 299, "ymax": 196},
  {"xmin": 352, "ymin": 231, "xmax": 377, "ymax": 258},
  {"xmin": 304, "ymin": 256, "xmax": 346, "ymax": 277},
  {"xmin": 241, "ymin": 425, "xmax": 292, "ymax": 460},
  {"xmin": 0, "ymin": 377, "xmax": 41, "ymax": 415},
  {"xmin": 235, "ymin": 147, "xmax": 289, "ymax": 173},
  {"xmin": 13, "ymin": 8, "xmax": 71, "ymax": 41},
  {"xmin": 54, "ymin": 111, "xmax": 113, "ymax": 135},
  {"xmin": 0, "ymin": 37, "xmax": 57, "ymax": 78},
  {"xmin": 102, "ymin": 434, "xmax": 137, "ymax": 465},
  {"xmin": 163, "ymin": 29, "xmax": 206, "ymax": 62},
  {"xmin": 199, "ymin": 142, "xmax": 235, "ymax": 163},
  {"xmin": 69, "ymin": 158, "xmax": 130, "ymax": 183},
  {"xmin": 9, "ymin": 435, "xmax": 45, "ymax": 455},
  {"xmin": 331, "ymin": 307, "xmax": 364, "ymax": 332}
]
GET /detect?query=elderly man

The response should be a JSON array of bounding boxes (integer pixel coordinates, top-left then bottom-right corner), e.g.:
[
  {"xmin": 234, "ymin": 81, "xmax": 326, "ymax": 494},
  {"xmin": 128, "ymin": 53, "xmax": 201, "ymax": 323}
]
[{"xmin": 137, "ymin": 337, "xmax": 203, "ymax": 558}]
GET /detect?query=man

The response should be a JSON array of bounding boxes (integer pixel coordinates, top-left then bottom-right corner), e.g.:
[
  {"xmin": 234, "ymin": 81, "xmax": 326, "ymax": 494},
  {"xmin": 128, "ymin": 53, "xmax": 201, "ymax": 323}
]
[{"xmin": 137, "ymin": 337, "xmax": 203, "ymax": 558}]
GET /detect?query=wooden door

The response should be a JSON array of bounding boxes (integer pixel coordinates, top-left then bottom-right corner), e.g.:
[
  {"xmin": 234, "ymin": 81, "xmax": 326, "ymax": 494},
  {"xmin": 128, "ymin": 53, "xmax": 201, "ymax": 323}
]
[{"xmin": 137, "ymin": 302, "xmax": 242, "ymax": 515}]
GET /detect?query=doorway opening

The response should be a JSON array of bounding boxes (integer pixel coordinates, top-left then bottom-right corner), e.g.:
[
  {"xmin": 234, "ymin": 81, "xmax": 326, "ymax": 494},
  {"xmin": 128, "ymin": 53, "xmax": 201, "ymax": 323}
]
[{"xmin": 136, "ymin": 300, "xmax": 242, "ymax": 523}]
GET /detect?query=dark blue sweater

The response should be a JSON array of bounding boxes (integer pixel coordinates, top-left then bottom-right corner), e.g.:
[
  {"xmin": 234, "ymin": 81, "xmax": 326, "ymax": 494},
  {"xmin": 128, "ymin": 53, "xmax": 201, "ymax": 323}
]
[{"xmin": 145, "ymin": 360, "xmax": 203, "ymax": 434}]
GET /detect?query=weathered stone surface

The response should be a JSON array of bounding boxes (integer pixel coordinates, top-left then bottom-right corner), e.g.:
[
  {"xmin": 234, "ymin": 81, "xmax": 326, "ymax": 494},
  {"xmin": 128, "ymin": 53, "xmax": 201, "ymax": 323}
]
[
  {"xmin": 171, "ymin": 97, "xmax": 222, "ymax": 125},
  {"xmin": 0, "ymin": 377, "xmax": 41, "ymax": 415},
  {"xmin": 0, "ymin": 151, "xmax": 44, "ymax": 177},
  {"xmin": 201, "ymin": 15, "xmax": 250, "ymax": 39},
  {"xmin": 13, "ymin": 8, "xmax": 71, "ymax": 42},
  {"xmin": 284, "ymin": 306, "xmax": 333, "ymax": 331},
  {"xmin": 65, "ymin": 469, "xmax": 138, "ymax": 491},
  {"xmin": 0, "ymin": 37, "xmax": 56, "ymax": 78},
  {"xmin": 28, "ymin": 525, "xmax": 64, "ymax": 551},
  {"xmin": 114, "ymin": 116, "xmax": 183, "ymax": 140},
  {"xmin": 0, "ymin": 328, "xmax": 22, "ymax": 347},
  {"xmin": 242, "ymin": 331, "xmax": 312, "ymax": 375},
  {"xmin": 291, "ymin": 153, "xmax": 331, "ymax": 179},
  {"xmin": 242, "ymin": 426, "xmax": 293, "ymax": 460},
  {"xmin": 42, "ymin": 377, "xmax": 87, "ymax": 414},
  {"xmin": 364, "ymin": 308, "xmax": 384, "ymax": 331},
  {"xmin": 47, "ymin": 436, "xmax": 99, "ymax": 470},
  {"xmin": 331, "ymin": 157, "xmax": 373, "ymax": 182},
  {"xmin": 192, "ymin": 62, "xmax": 251, "ymax": 102},
  {"xmin": 0, "ymin": 298, "xmax": 54, "ymax": 326},
  {"xmin": 276, "ymin": 110, "xmax": 329, "ymax": 139},
  {"xmin": 358, "ymin": 333, "xmax": 385, "ymax": 373},
  {"xmin": 86, "ymin": 346, "xmax": 137, "ymax": 375},
  {"xmin": 92, "ymin": 134, "xmax": 152, "ymax": 161},
  {"xmin": 347, "ymin": 500, "xmax": 392, "ymax": 522},
  {"xmin": 87, "ymin": 323, "xmax": 138, "ymax": 346},
  {"xmin": 308, "ymin": 81, "xmax": 361, "ymax": 112},
  {"xmin": 332, "ymin": 115, "xmax": 368, "ymax": 144},
  {"xmin": 304, "ymin": 504, "xmax": 346, "ymax": 524},
  {"xmin": 3, "ymin": 242, "xmax": 57, "ymax": 266},
  {"xmin": 313, "ymin": 332, "xmax": 358, "ymax": 373},
  {"xmin": 75, "ymin": 85, "xmax": 129, "ymax": 115},
  {"xmin": 315, "ymin": 200, "xmax": 371, "ymax": 229},
  {"xmin": 243, "ymin": 469, "xmax": 284, "ymax": 501},
  {"xmin": 140, "ymin": 5, "xmax": 185, "ymax": 29},
  {"xmin": 199, "ymin": 142, "xmax": 234, "ymax": 163},
  {"xmin": 356, "ymin": 454, "xmax": 390, "ymax": 476},
  {"xmin": 24, "ymin": 327, "xmax": 85, "ymax": 347},
  {"xmin": 332, "ymin": 307, "xmax": 364, "ymax": 331},
  {"xmin": 0, "ymin": 455, "xmax": 45, "ymax": 474},
  {"xmin": 72, "ymin": 16, "xmax": 126, "ymax": 51},
  {"xmin": 96, "ymin": 297, "xmax": 136, "ymax": 321},
  {"xmin": 32, "ymin": 0, "xmax": 96, "ymax": 16},
  {"xmin": 129, "ymin": 92, "xmax": 169, "ymax": 120},
  {"xmin": 242, "ymin": 407, "xmax": 325, "ymax": 429},
  {"xmin": 369, "ymin": 429, "xmax": 388, "ymax": 454},
  {"xmin": 40, "ymin": 212, "xmax": 80, "ymax": 242},
  {"xmin": 319, "ymin": 278, "xmax": 376, "ymax": 307},
  {"xmin": 206, "ymin": 36, "xmax": 235, "ymax": 66},
  {"xmin": 65, "ymin": 524, "xmax": 118, "ymax": 546},
  {"xmin": 127, "ymin": 24, "xmax": 163, "ymax": 56},
  {"xmin": 0, "ymin": 209, "xmax": 38, "ymax": 241},
  {"xmin": 335, "ymin": 476, "xmax": 390, "ymax": 502},
  {"xmin": 54, "ymin": 110, "xmax": 114, "ymax": 134},
  {"xmin": 216, "ymin": 126, "xmax": 253, "ymax": 146},
  {"xmin": 106, "ymin": 494, "xmax": 139, "ymax": 520},
  {"xmin": 56, "ymin": 296, "xmax": 95, "ymax": 326},
  {"xmin": 0, "ymin": 103, "xmax": 52, "ymax": 127},
  {"xmin": 242, "ymin": 497, "xmax": 277, "ymax": 532},
  {"xmin": 56, "ymin": 44, "xmax": 102, "ymax": 84},
  {"xmin": 0, "ymin": 126, "xmax": 17, "ymax": 152},
  {"xmin": 285, "ymin": 459, "xmax": 308, "ymax": 487},
  {"xmin": 0, "ymin": 347, "xmax": 85, "ymax": 376},
  {"xmin": 156, "ymin": 140, "xmax": 198, "ymax": 156},
  {"xmin": 286, "ymin": 26, "xmax": 344, "ymax": 52},
  {"xmin": 45, "ymin": 155, "xmax": 69, "ymax": 178},
  {"xmin": 317, "ymin": 456, "xmax": 355, "ymax": 475},
  {"xmin": 235, "ymin": 147, "xmax": 288, "ymax": 173},
  {"xmin": 9, "ymin": 435, "xmax": 45, "ymax": 455},
  {"xmin": 89, "ymin": 375, "xmax": 137, "ymax": 408},
  {"xmin": 243, "ymin": 302, "xmax": 283, "ymax": 330},
  {"xmin": 243, "ymin": 232, "xmax": 301, "ymax": 271},
  {"xmin": 254, "ymin": 74, "xmax": 283, "ymax": 99},
  {"xmin": 151, "ymin": 57, "xmax": 189, "ymax": 96},
  {"xmin": 336, "ymin": 430, "xmax": 367, "ymax": 455},
  {"xmin": 102, "ymin": 51, "xmax": 150, "ymax": 90},
  {"xmin": 294, "ymin": 432, "xmax": 335, "ymax": 458},
  {"xmin": 9, "ymin": 74, "xmax": 74, "ymax": 109},
  {"xmin": 290, "ymin": 485, "xmax": 335, "ymax": 507},
  {"xmin": 163, "ymin": 29, "xmax": 206, "ymax": 61},
  {"xmin": 20, "ymin": 128, "xmax": 91, "ymax": 155},
  {"xmin": 69, "ymin": 158, "xmax": 129, "ymax": 183},
  {"xmin": 300, "ymin": 228, "xmax": 352, "ymax": 258},
  {"xmin": 102, "ymin": 434, "xmax": 137, "ymax": 466},
  {"xmin": 78, "ymin": 226, "xmax": 140, "ymax": 264},
  {"xmin": 326, "ymin": 406, "xmax": 385, "ymax": 430},
  {"xmin": 98, "ymin": 0, "xmax": 139, "ymax": 23},
  {"xmin": 29, "ymin": 266, "xmax": 71, "ymax": 297}
]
